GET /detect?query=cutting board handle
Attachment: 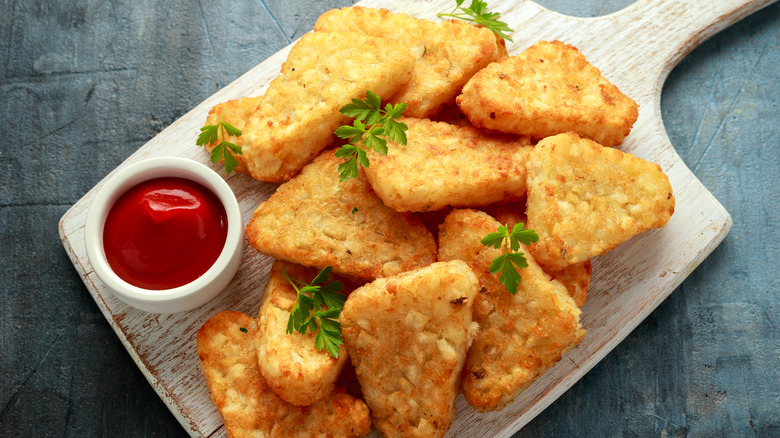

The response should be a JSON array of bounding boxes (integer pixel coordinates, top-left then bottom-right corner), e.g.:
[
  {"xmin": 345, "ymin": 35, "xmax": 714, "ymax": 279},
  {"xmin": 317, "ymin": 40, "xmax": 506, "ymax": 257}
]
[{"xmin": 595, "ymin": 0, "xmax": 776, "ymax": 80}]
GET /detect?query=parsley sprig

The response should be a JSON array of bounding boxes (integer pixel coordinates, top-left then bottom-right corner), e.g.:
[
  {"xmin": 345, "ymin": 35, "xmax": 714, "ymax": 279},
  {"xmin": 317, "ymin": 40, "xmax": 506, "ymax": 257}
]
[
  {"xmin": 196, "ymin": 120, "xmax": 243, "ymax": 174},
  {"xmin": 283, "ymin": 267, "xmax": 346, "ymax": 359},
  {"xmin": 438, "ymin": 0, "xmax": 514, "ymax": 43},
  {"xmin": 481, "ymin": 223, "xmax": 539, "ymax": 294},
  {"xmin": 334, "ymin": 91, "xmax": 408, "ymax": 181}
]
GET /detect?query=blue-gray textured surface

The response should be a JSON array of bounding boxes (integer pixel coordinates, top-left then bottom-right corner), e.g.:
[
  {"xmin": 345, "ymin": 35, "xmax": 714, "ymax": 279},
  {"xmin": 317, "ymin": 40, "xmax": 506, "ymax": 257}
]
[{"xmin": 0, "ymin": 1, "xmax": 777, "ymax": 437}]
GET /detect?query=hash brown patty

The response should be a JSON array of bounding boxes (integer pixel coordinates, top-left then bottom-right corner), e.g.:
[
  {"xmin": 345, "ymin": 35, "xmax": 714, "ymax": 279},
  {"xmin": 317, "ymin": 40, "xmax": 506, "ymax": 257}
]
[
  {"xmin": 526, "ymin": 132, "xmax": 675, "ymax": 270},
  {"xmin": 438, "ymin": 209, "xmax": 585, "ymax": 411},
  {"xmin": 254, "ymin": 261, "xmax": 353, "ymax": 406},
  {"xmin": 457, "ymin": 40, "xmax": 638, "ymax": 146},
  {"xmin": 364, "ymin": 118, "xmax": 532, "ymax": 212},
  {"xmin": 340, "ymin": 261, "xmax": 479, "ymax": 437},
  {"xmin": 204, "ymin": 31, "xmax": 414, "ymax": 182},
  {"xmin": 314, "ymin": 6, "xmax": 504, "ymax": 118},
  {"xmin": 245, "ymin": 152, "xmax": 437, "ymax": 281},
  {"xmin": 197, "ymin": 311, "xmax": 371, "ymax": 438}
]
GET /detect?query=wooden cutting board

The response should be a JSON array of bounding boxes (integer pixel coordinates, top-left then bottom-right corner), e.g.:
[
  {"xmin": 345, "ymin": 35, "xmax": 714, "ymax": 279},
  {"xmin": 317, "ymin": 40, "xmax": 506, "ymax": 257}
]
[{"xmin": 58, "ymin": 0, "xmax": 774, "ymax": 436}]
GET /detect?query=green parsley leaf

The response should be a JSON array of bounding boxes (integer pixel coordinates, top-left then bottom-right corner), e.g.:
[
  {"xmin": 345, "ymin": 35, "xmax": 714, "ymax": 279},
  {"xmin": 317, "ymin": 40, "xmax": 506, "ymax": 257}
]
[
  {"xmin": 383, "ymin": 116, "xmax": 408, "ymax": 145},
  {"xmin": 357, "ymin": 148, "xmax": 369, "ymax": 168},
  {"xmin": 224, "ymin": 141, "xmax": 242, "ymax": 155},
  {"xmin": 283, "ymin": 267, "xmax": 345, "ymax": 358},
  {"xmin": 334, "ymin": 91, "xmax": 408, "ymax": 181},
  {"xmin": 510, "ymin": 223, "xmax": 538, "ymax": 245},
  {"xmin": 351, "ymin": 206, "xmax": 358, "ymax": 214},
  {"xmin": 210, "ymin": 143, "xmax": 224, "ymax": 164},
  {"xmin": 335, "ymin": 123, "xmax": 365, "ymax": 141},
  {"xmin": 239, "ymin": 327, "xmax": 248, "ymax": 333},
  {"xmin": 364, "ymin": 130, "xmax": 388, "ymax": 154},
  {"xmin": 311, "ymin": 266, "xmax": 333, "ymax": 285},
  {"xmin": 316, "ymin": 322, "xmax": 343, "ymax": 358},
  {"xmin": 489, "ymin": 253, "xmax": 523, "ymax": 295},
  {"xmin": 365, "ymin": 90, "xmax": 381, "ymax": 110},
  {"xmin": 340, "ymin": 101, "xmax": 373, "ymax": 121},
  {"xmin": 197, "ymin": 124, "xmax": 220, "ymax": 146},
  {"xmin": 384, "ymin": 102, "xmax": 407, "ymax": 119},
  {"xmin": 195, "ymin": 120, "xmax": 243, "ymax": 174},
  {"xmin": 480, "ymin": 225, "xmax": 509, "ymax": 249},
  {"xmin": 320, "ymin": 288, "xmax": 347, "ymax": 310},
  {"xmin": 438, "ymin": 0, "xmax": 514, "ymax": 43},
  {"xmin": 222, "ymin": 123, "xmax": 243, "ymax": 138},
  {"xmin": 481, "ymin": 222, "xmax": 538, "ymax": 294},
  {"xmin": 223, "ymin": 148, "xmax": 239, "ymax": 174},
  {"xmin": 338, "ymin": 156, "xmax": 359, "ymax": 182},
  {"xmin": 334, "ymin": 143, "xmax": 359, "ymax": 159}
]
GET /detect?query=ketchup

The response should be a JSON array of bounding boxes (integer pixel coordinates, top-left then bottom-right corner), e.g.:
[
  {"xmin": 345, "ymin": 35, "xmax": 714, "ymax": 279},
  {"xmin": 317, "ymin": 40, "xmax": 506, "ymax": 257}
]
[{"xmin": 103, "ymin": 177, "xmax": 228, "ymax": 290}]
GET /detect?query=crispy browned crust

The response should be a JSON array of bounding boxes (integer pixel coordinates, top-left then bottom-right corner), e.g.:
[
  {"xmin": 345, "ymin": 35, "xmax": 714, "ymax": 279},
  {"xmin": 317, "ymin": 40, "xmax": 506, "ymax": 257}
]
[
  {"xmin": 457, "ymin": 40, "xmax": 639, "ymax": 146},
  {"xmin": 437, "ymin": 209, "xmax": 585, "ymax": 411},
  {"xmin": 196, "ymin": 311, "xmax": 372, "ymax": 438},
  {"xmin": 481, "ymin": 201, "xmax": 528, "ymax": 228},
  {"xmin": 526, "ymin": 132, "xmax": 675, "ymax": 270},
  {"xmin": 341, "ymin": 261, "xmax": 479, "ymax": 438},
  {"xmin": 364, "ymin": 118, "xmax": 532, "ymax": 212},
  {"xmin": 203, "ymin": 31, "xmax": 414, "ymax": 182},
  {"xmin": 245, "ymin": 152, "xmax": 437, "ymax": 281},
  {"xmin": 547, "ymin": 260, "xmax": 591, "ymax": 308},
  {"xmin": 314, "ymin": 6, "xmax": 503, "ymax": 118},
  {"xmin": 255, "ymin": 261, "xmax": 354, "ymax": 406},
  {"xmin": 494, "ymin": 32, "xmax": 509, "ymax": 60}
]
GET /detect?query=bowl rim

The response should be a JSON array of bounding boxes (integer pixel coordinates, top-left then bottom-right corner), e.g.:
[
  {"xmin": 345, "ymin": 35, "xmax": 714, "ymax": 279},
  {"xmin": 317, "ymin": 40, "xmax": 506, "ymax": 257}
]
[{"xmin": 84, "ymin": 156, "xmax": 243, "ymax": 307}]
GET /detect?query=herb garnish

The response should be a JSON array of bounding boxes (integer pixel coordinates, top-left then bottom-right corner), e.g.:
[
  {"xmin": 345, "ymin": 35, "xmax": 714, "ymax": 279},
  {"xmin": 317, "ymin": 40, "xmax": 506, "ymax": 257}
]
[
  {"xmin": 283, "ymin": 267, "xmax": 346, "ymax": 359},
  {"xmin": 334, "ymin": 91, "xmax": 408, "ymax": 181},
  {"xmin": 481, "ymin": 223, "xmax": 538, "ymax": 294},
  {"xmin": 438, "ymin": 0, "xmax": 514, "ymax": 43},
  {"xmin": 196, "ymin": 120, "xmax": 243, "ymax": 174}
]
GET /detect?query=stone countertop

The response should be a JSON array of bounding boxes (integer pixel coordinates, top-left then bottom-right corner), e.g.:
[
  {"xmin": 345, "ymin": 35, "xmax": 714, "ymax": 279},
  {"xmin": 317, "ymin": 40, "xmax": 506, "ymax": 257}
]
[{"xmin": 1, "ymin": 0, "xmax": 777, "ymax": 436}]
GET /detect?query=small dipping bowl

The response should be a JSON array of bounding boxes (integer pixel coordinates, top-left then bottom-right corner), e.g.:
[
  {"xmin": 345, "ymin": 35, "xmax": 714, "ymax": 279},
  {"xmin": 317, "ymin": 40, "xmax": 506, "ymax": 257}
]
[{"xmin": 85, "ymin": 157, "xmax": 243, "ymax": 313}]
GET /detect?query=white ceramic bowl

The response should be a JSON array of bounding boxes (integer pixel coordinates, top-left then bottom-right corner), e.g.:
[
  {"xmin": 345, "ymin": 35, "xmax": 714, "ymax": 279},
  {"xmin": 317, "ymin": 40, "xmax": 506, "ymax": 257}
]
[{"xmin": 84, "ymin": 157, "xmax": 243, "ymax": 313}]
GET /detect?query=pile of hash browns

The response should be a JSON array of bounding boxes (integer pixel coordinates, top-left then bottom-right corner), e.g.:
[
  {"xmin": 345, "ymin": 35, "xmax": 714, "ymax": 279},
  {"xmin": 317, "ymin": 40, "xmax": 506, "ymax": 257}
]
[{"xmin": 197, "ymin": 6, "xmax": 674, "ymax": 438}]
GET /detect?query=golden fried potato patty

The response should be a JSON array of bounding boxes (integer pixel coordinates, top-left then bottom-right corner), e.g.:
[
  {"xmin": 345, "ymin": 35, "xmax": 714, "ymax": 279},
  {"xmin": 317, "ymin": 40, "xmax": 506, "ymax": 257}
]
[
  {"xmin": 457, "ymin": 40, "xmax": 638, "ymax": 146},
  {"xmin": 547, "ymin": 260, "xmax": 591, "ymax": 308},
  {"xmin": 478, "ymin": 203, "xmax": 590, "ymax": 307},
  {"xmin": 314, "ymin": 6, "xmax": 504, "ymax": 118},
  {"xmin": 341, "ymin": 261, "xmax": 479, "ymax": 437},
  {"xmin": 245, "ymin": 152, "xmax": 437, "ymax": 281},
  {"xmin": 364, "ymin": 118, "xmax": 532, "ymax": 212},
  {"xmin": 204, "ymin": 31, "xmax": 414, "ymax": 181},
  {"xmin": 255, "ymin": 261, "xmax": 353, "ymax": 406},
  {"xmin": 438, "ymin": 209, "xmax": 585, "ymax": 411},
  {"xmin": 526, "ymin": 132, "xmax": 675, "ymax": 270},
  {"xmin": 196, "ymin": 311, "xmax": 371, "ymax": 438}
]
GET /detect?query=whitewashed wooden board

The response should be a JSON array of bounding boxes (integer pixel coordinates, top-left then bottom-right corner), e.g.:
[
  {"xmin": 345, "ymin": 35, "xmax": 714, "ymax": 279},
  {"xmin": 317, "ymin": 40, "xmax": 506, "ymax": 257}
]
[{"xmin": 58, "ymin": 0, "xmax": 774, "ymax": 436}]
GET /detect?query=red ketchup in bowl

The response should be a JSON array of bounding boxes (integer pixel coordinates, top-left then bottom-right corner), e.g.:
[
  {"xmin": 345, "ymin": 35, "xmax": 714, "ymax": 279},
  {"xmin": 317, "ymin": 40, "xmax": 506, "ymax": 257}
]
[{"xmin": 103, "ymin": 177, "xmax": 228, "ymax": 290}]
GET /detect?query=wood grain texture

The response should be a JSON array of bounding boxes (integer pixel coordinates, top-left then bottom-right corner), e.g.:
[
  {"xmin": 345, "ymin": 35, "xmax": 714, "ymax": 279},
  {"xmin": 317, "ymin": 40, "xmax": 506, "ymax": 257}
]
[{"xmin": 1, "ymin": 0, "xmax": 775, "ymax": 437}]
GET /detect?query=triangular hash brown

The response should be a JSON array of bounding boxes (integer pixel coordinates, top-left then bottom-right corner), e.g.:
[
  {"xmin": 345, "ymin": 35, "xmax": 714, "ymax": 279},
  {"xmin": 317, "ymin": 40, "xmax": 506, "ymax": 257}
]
[
  {"xmin": 246, "ymin": 152, "xmax": 437, "ymax": 281},
  {"xmin": 526, "ymin": 132, "xmax": 675, "ymax": 270}
]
